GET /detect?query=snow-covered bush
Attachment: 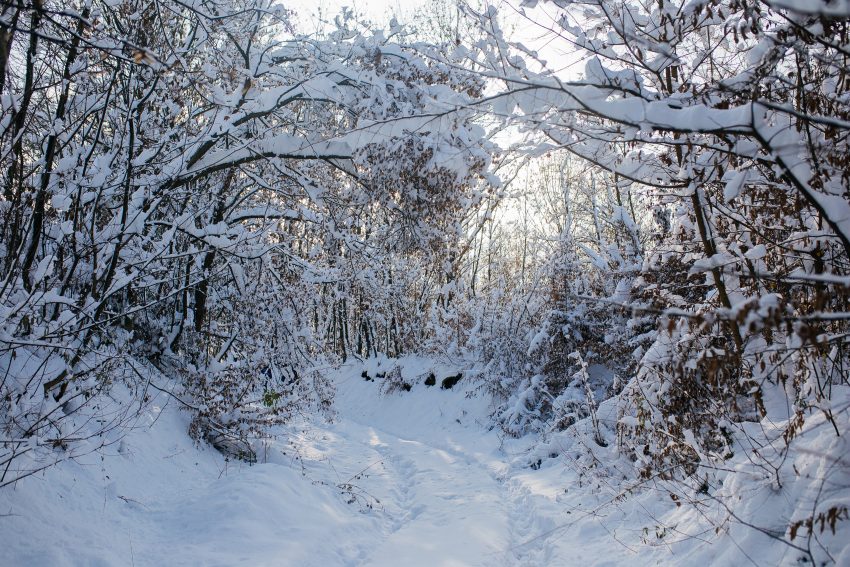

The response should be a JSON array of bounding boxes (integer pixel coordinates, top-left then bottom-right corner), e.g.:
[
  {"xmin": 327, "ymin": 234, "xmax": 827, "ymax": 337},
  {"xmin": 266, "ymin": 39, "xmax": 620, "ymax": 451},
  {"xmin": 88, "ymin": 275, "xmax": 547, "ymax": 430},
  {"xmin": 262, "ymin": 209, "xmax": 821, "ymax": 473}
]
[{"xmin": 465, "ymin": 0, "xmax": 850, "ymax": 555}]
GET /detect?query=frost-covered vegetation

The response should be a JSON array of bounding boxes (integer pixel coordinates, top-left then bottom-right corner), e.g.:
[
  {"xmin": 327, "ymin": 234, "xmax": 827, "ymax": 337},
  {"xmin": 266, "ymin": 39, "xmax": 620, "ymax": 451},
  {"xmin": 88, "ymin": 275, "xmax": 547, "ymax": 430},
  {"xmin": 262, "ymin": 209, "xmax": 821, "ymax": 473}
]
[{"xmin": 2, "ymin": 0, "xmax": 849, "ymax": 564}]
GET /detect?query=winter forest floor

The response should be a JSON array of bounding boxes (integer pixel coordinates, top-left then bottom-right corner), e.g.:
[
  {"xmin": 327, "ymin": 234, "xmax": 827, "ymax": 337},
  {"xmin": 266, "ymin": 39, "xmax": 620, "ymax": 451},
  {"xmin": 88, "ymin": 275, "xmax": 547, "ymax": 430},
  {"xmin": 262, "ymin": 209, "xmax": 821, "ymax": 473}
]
[{"xmin": 2, "ymin": 358, "xmax": 848, "ymax": 566}]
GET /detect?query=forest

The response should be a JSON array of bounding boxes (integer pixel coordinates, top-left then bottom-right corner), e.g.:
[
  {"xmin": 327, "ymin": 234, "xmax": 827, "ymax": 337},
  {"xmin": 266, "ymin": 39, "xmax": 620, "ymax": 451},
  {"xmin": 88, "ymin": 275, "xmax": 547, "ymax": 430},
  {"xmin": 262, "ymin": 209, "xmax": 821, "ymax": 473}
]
[{"xmin": 1, "ymin": 0, "xmax": 849, "ymax": 564}]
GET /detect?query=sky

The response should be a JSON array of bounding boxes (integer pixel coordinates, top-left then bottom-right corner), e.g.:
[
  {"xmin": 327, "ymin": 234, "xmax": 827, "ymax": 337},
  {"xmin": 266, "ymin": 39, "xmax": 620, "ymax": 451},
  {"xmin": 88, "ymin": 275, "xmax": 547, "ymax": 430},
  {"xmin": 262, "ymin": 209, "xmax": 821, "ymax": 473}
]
[
  {"xmin": 284, "ymin": 0, "xmax": 415, "ymax": 31},
  {"xmin": 282, "ymin": 0, "xmax": 582, "ymax": 79}
]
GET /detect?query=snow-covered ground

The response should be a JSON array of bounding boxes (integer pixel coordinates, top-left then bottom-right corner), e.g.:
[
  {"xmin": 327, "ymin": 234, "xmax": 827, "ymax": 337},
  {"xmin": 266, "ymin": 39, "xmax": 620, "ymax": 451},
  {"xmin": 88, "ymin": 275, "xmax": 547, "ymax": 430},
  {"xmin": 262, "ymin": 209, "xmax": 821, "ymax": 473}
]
[{"xmin": 2, "ymin": 358, "xmax": 848, "ymax": 566}]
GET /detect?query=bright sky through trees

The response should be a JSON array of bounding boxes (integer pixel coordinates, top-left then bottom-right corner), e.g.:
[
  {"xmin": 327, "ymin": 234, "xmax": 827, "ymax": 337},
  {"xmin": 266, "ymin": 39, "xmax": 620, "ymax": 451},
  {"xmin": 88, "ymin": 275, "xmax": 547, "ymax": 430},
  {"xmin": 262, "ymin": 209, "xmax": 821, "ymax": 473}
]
[{"xmin": 285, "ymin": 0, "xmax": 413, "ymax": 30}]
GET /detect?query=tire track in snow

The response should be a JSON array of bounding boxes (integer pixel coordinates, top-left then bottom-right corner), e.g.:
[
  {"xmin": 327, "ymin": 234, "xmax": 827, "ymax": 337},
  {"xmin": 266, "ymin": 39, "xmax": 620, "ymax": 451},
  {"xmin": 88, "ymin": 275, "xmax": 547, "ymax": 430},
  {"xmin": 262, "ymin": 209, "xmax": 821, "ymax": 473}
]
[
  {"xmin": 503, "ymin": 477, "xmax": 558, "ymax": 567},
  {"xmin": 372, "ymin": 440, "xmax": 423, "ymax": 534},
  {"xmin": 338, "ymin": 419, "xmax": 511, "ymax": 567}
]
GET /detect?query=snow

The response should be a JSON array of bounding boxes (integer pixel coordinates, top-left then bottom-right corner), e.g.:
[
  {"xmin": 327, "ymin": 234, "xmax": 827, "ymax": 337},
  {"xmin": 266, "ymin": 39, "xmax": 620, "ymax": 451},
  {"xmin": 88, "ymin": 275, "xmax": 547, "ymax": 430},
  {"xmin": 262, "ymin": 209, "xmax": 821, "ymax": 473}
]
[
  {"xmin": 766, "ymin": 0, "xmax": 850, "ymax": 16},
  {"xmin": 723, "ymin": 170, "xmax": 748, "ymax": 203},
  {"xmin": 2, "ymin": 358, "xmax": 849, "ymax": 566}
]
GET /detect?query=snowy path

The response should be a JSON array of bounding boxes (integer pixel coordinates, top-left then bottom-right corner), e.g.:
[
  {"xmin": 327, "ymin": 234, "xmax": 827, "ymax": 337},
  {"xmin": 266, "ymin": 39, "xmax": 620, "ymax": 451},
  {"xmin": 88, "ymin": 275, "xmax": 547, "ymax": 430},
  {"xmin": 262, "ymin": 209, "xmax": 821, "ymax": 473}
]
[
  {"xmin": 301, "ymin": 367, "xmax": 578, "ymax": 567},
  {"xmin": 324, "ymin": 416, "xmax": 573, "ymax": 567}
]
